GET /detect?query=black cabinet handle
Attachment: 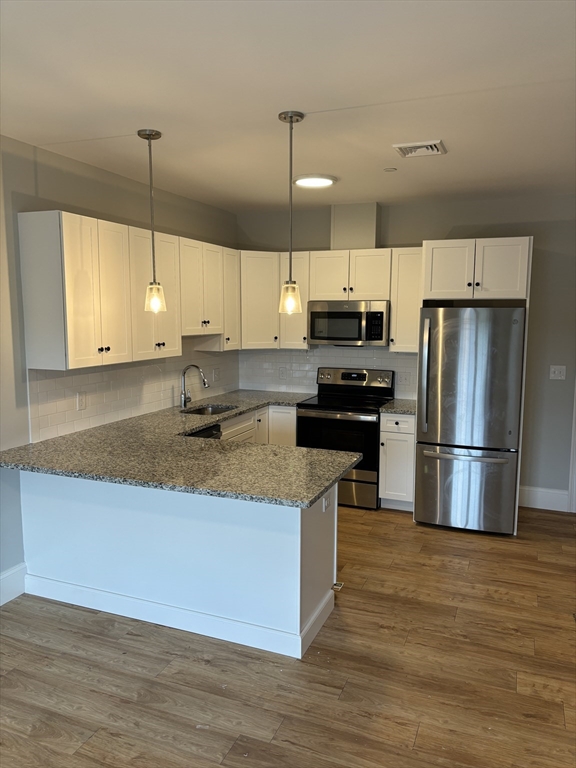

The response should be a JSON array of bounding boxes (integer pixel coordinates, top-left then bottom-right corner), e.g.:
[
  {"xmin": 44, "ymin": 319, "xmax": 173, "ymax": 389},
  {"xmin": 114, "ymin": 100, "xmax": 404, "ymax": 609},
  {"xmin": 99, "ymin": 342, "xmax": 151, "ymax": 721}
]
[
  {"xmin": 257, "ymin": 418, "xmax": 261, "ymax": 423},
  {"xmin": 349, "ymin": 286, "xmax": 354, "ymax": 292},
  {"xmin": 395, "ymin": 421, "xmax": 399, "ymax": 426},
  {"xmin": 380, "ymin": 442, "xmax": 385, "ymax": 447},
  {"xmin": 97, "ymin": 347, "xmax": 104, "ymax": 353},
  {"xmin": 389, "ymin": 338, "xmax": 395, "ymax": 343},
  {"xmin": 226, "ymin": 337, "xmax": 230, "ymax": 342},
  {"xmin": 475, "ymin": 282, "xmax": 480, "ymax": 287},
  {"xmin": 303, "ymin": 336, "xmax": 307, "ymax": 341},
  {"xmin": 156, "ymin": 341, "xmax": 166, "ymax": 348},
  {"xmin": 467, "ymin": 282, "xmax": 472, "ymax": 287},
  {"xmin": 104, "ymin": 346, "xmax": 110, "ymax": 353},
  {"xmin": 274, "ymin": 336, "xmax": 278, "ymax": 341},
  {"xmin": 206, "ymin": 320, "xmax": 210, "ymax": 325},
  {"xmin": 343, "ymin": 287, "xmax": 347, "ymax": 292},
  {"xmin": 161, "ymin": 342, "xmax": 166, "ymax": 347}
]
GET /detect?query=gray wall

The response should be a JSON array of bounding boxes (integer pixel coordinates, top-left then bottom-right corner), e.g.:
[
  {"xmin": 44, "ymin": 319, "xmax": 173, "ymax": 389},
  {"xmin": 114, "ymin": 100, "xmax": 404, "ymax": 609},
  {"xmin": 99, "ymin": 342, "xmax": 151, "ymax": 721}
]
[
  {"xmin": 237, "ymin": 193, "xmax": 576, "ymax": 493},
  {"xmin": 0, "ymin": 134, "xmax": 237, "ymax": 573}
]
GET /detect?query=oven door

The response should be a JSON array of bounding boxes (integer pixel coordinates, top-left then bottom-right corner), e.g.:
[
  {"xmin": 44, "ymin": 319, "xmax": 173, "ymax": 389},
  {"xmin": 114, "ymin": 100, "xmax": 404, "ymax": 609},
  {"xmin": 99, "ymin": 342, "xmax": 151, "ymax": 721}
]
[{"xmin": 296, "ymin": 409, "xmax": 379, "ymax": 477}]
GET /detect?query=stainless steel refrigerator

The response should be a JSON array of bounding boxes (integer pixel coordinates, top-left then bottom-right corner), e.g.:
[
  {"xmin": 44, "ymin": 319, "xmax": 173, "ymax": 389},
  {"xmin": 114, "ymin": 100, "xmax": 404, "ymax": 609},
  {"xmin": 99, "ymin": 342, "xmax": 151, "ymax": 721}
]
[{"xmin": 415, "ymin": 303, "xmax": 525, "ymax": 534}]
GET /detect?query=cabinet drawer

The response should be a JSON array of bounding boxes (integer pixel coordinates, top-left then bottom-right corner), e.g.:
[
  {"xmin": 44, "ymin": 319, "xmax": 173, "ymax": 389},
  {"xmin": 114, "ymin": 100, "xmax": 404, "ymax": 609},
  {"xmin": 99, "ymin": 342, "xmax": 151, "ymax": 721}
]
[
  {"xmin": 380, "ymin": 415, "xmax": 415, "ymax": 434},
  {"xmin": 220, "ymin": 412, "xmax": 255, "ymax": 440}
]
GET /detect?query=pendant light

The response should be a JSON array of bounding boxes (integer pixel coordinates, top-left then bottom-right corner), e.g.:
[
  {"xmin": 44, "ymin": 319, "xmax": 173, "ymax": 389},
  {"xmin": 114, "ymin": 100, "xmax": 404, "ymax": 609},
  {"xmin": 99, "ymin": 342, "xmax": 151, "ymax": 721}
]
[
  {"xmin": 138, "ymin": 128, "xmax": 166, "ymax": 313},
  {"xmin": 278, "ymin": 110, "xmax": 304, "ymax": 315}
]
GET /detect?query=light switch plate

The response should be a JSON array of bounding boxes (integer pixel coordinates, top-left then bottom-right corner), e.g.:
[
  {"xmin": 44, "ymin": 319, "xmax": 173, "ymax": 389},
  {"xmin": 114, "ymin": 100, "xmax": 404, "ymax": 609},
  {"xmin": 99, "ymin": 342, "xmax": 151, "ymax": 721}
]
[
  {"xmin": 279, "ymin": 367, "xmax": 287, "ymax": 380},
  {"xmin": 550, "ymin": 365, "xmax": 566, "ymax": 380},
  {"xmin": 213, "ymin": 367, "xmax": 220, "ymax": 382},
  {"xmin": 76, "ymin": 392, "xmax": 86, "ymax": 410}
]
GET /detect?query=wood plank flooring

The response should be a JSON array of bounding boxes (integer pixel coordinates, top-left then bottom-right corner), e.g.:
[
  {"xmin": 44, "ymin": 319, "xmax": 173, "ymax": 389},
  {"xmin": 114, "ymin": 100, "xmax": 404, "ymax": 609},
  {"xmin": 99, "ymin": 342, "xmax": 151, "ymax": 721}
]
[{"xmin": 1, "ymin": 506, "xmax": 574, "ymax": 767}]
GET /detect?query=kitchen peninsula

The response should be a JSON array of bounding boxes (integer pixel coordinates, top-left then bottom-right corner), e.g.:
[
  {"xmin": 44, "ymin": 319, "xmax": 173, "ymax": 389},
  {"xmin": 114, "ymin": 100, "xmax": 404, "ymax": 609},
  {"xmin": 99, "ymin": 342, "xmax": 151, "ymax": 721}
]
[{"xmin": 0, "ymin": 391, "xmax": 361, "ymax": 658}]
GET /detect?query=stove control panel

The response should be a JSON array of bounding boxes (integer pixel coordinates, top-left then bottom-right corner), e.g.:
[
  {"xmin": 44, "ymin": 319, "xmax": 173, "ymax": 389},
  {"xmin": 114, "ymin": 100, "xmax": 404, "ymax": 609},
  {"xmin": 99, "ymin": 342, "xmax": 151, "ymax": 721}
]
[{"xmin": 317, "ymin": 367, "xmax": 394, "ymax": 389}]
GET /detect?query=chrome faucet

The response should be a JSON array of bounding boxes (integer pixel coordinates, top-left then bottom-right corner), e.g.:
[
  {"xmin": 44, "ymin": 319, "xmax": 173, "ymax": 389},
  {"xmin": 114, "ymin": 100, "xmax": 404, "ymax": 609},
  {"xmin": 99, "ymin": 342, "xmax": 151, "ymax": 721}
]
[{"xmin": 180, "ymin": 364, "xmax": 210, "ymax": 408}]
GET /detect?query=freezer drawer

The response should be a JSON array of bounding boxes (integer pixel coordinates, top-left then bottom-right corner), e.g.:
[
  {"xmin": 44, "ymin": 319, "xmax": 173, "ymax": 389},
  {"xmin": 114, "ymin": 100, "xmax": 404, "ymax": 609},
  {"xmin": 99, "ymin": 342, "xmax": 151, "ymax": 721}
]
[{"xmin": 414, "ymin": 444, "xmax": 518, "ymax": 534}]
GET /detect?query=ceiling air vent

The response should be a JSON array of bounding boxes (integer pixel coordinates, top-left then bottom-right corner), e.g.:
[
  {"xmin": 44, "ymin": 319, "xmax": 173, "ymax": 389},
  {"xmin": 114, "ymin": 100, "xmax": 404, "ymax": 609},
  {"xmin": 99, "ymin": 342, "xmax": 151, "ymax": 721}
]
[{"xmin": 393, "ymin": 140, "xmax": 447, "ymax": 158}]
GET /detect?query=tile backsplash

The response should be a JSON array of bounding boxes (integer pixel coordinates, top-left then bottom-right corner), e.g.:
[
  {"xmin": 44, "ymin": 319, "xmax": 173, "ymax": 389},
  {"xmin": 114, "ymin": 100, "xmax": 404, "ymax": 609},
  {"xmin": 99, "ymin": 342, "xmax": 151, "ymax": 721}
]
[
  {"xmin": 239, "ymin": 347, "xmax": 418, "ymax": 398},
  {"xmin": 28, "ymin": 339, "xmax": 239, "ymax": 443}
]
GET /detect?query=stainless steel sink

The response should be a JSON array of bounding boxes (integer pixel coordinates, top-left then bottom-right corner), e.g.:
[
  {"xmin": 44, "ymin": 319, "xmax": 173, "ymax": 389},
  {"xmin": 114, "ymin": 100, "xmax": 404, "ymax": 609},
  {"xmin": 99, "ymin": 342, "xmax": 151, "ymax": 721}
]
[{"xmin": 181, "ymin": 404, "xmax": 237, "ymax": 416}]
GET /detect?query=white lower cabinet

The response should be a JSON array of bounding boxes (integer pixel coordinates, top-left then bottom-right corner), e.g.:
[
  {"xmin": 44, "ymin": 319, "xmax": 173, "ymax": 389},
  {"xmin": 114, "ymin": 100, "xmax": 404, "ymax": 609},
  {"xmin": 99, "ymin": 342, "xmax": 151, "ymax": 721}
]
[
  {"xmin": 268, "ymin": 406, "xmax": 296, "ymax": 446},
  {"xmin": 254, "ymin": 408, "xmax": 269, "ymax": 444},
  {"xmin": 379, "ymin": 415, "xmax": 415, "ymax": 504},
  {"xmin": 220, "ymin": 412, "xmax": 256, "ymax": 443}
]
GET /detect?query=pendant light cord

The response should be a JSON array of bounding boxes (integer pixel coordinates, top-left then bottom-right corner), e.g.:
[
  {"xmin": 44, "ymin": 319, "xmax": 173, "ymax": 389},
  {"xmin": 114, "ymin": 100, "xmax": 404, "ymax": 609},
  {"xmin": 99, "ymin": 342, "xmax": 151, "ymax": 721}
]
[
  {"xmin": 288, "ymin": 116, "xmax": 294, "ymax": 283},
  {"xmin": 147, "ymin": 136, "xmax": 157, "ymax": 284}
]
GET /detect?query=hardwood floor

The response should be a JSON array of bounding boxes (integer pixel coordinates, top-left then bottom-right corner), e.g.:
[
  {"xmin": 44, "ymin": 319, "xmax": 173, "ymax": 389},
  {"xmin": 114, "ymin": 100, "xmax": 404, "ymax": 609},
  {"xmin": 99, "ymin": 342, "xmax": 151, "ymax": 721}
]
[{"xmin": 1, "ymin": 506, "xmax": 574, "ymax": 767}]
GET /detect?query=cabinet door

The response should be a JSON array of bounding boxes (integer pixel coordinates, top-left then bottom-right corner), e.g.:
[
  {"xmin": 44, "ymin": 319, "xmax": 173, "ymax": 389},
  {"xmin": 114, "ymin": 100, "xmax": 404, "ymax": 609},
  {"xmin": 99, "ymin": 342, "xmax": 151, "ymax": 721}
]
[
  {"xmin": 254, "ymin": 407, "xmax": 269, "ymax": 444},
  {"xmin": 309, "ymin": 250, "xmax": 350, "ymax": 300},
  {"xmin": 379, "ymin": 432, "xmax": 415, "ymax": 502},
  {"xmin": 61, "ymin": 212, "xmax": 102, "ymax": 369},
  {"xmin": 240, "ymin": 251, "xmax": 280, "ymax": 349},
  {"xmin": 154, "ymin": 232, "xmax": 182, "ymax": 358},
  {"xmin": 389, "ymin": 248, "xmax": 422, "ymax": 354},
  {"xmin": 474, "ymin": 237, "xmax": 531, "ymax": 298},
  {"xmin": 202, "ymin": 243, "xmax": 224, "ymax": 334},
  {"xmin": 180, "ymin": 237, "xmax": 204, "ymax": 336},
  {"xmin": 349, "ymin": 249, "xmax": 391, "ymax": 300},
  {"xmin": 222, "ymin": 248, "xmax": 241, "ymax": 350},
  {"xmin": 268, "ymin": 406, "xmax": 296, "ymax": 446},
  {"xmin": 280, "ymin": 251, "xmax": 309, "ymax": 349},
  {"xmin": 98, "ymin": 220, "xmax": 132, "ymax": 365},
  {"xmin": 422, "ymin": 240, "xmax": 475, "ymax": 299},
  {"xmin": 129, "ymin": 226, "xmax": 157, "ymax": 362}
]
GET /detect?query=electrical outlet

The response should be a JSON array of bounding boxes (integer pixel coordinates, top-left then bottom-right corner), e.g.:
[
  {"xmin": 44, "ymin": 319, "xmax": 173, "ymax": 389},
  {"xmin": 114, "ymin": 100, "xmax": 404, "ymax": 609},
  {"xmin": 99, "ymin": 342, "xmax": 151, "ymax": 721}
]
[
  {"xmin": 550, "ymin": 365, "xmax": 566, "ymax": 380},
  {"xmin": 76, "ymin": 392, "xmax": 86, "ymax": 410},
  {"xmin": 279, "ymin": 367, "xmax": 287, "ymax": 380},
  {"xmin": 397, "ymin": 372, "xmax": 410, "ymax": 386},
  {"xmin": 213, "ymin": 367, "xmax": 220, "ymax": 382}
]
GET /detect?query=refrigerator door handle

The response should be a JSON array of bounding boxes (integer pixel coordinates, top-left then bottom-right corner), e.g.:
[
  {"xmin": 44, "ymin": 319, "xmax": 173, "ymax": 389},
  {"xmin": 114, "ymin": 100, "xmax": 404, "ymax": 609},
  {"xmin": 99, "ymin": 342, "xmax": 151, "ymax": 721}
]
[
  {"xmin": 423, "ymin": 450, "xmax": 509, "ymax": 465},
  {"xmin": 419, "ymin": 317, "xmax": 431, "ymax": 433}
]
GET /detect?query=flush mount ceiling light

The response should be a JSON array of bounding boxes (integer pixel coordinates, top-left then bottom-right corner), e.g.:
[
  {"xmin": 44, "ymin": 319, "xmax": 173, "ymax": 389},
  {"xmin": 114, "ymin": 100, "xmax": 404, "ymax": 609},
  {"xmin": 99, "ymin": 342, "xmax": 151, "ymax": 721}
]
[
  {"xmin": 138, "ymin": 128, "xmax": 166, "ymax": 313},
  {"xmin": 293, "ymin": 174, "xmax": 338, "ymax": 188},
  {"xmin": 278, "ymin": 110, "xmax": 305, "ymax": 315}
]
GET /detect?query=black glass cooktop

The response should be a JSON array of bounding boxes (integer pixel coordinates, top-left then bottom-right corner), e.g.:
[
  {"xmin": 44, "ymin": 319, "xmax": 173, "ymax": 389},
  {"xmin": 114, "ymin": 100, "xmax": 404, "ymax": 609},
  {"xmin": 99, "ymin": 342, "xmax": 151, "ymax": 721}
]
[{"xmin": 297, "ymin": 394, "xmax": 392, "ymax": 414}]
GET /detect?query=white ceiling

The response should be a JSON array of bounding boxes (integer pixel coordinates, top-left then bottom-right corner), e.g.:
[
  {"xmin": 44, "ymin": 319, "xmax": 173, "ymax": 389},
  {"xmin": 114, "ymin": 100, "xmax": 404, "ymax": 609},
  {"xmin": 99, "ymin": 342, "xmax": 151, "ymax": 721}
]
[{"xmin": 1, "ymin": 0, "xmax": 575, "ymax": 213}]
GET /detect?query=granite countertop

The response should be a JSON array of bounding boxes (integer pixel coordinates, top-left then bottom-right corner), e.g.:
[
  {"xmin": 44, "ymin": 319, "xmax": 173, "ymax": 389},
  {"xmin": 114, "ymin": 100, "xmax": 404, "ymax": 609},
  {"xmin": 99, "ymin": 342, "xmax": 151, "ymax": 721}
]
[
  {"xmin": 380, "ymin": 399, "xmax": 417, "ymax": 415},
  {"xmin": 0, "ymin": 390, "xmax": 360, "ymax": 508}
]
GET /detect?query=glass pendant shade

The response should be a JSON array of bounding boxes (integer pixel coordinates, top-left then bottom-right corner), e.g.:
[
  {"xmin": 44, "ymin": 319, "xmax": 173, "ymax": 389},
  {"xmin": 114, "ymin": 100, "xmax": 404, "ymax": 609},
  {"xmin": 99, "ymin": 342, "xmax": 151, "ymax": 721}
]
[
  {"xmin": 278, "ymin": 281, "xmax": 302, "ymax": 315},
  {"xmin": 144, "ymin": 282, "xmax": 167, "ymax": 313}
]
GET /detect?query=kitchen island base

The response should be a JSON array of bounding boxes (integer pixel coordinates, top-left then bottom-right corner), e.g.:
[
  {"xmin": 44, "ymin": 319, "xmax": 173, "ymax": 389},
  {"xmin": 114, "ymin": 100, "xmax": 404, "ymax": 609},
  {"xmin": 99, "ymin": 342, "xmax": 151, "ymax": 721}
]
[{"xmin": 19, "ymin": 472, "xmax": 338, "ymax": 658}]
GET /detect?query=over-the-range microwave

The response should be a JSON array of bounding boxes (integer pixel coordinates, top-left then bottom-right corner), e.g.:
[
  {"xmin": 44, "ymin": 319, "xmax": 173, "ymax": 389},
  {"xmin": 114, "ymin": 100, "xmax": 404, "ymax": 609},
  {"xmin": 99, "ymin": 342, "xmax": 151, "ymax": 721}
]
[{"xmin": 307, "ymin": 300, "xmax": 390, "ymax": 346}]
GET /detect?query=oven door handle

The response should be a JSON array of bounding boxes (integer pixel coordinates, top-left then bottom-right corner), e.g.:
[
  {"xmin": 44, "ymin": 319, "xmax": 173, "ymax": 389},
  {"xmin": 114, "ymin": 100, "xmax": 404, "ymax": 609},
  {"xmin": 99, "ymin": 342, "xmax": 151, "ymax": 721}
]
[{"xmin": 297, "ymin": 409, "xmax": 379, "ymax": 423}]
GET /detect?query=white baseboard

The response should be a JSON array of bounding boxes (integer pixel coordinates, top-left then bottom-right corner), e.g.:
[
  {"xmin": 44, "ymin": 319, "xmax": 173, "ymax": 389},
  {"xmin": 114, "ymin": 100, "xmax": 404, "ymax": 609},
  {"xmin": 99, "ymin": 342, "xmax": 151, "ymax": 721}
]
[
  {"xmin": 0, "ymin": 562, "xmax": 26, "ymax": 606},
  {"xmin": 25, "ymin": 574, "xmax": 330, "ymax": 659},
  {"xmin": 519, "ymin": 485, "xmax": 570, "ymax": 513}
]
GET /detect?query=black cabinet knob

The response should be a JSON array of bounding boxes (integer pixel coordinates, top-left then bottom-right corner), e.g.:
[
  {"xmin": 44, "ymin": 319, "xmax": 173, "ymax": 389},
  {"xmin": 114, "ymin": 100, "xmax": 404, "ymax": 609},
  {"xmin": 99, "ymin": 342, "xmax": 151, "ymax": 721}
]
[
  {"xmin": 343, "ymin": 287, "xmax": 347, "ymax": 292},
  {"xmin": 155, "ymin": 341, "xmax": 166, "ymax": 348},
  {"xmin": 380, "ymin": 442, "xmax": 385, "ymax": 447},
  {"xmin": 349, "ymin": 286, "xmax": 354, "ymax": 292},
  {"xmin": 389, "ymin": 338, "xmax": 395, "ymax": 343},
  {"xmin": 226, "ymin": 337, "xmax": 230, "ymax": 342},
  {"xmin": 467, "ymin": 282, "xmax": 472, "ymax": 287},
  {"xmin": 274, "ymin": 336, "xmax": 278, "ymax": 341},
  {"xmin": 257, "ymin": 418, "xmax": 261, "ymax": 423},
  {"xmin": 206, "ymin": 320, "xmax": 210, "ymax": 324},
  {"xmin": 104, "ymin": 346, "xmax": 110, "ymax": 353},
  {"xmin": 303, "ymin": 336, "xmax": 307, "ymax": 341},
  {"xmin": 395, "ymin": 421, "xmax": 399, "ymax": 426},
  {"xmin": 475, "ymin": 282, "xmax": 480, "ymax": 287},
  {"xmin": 97, "ymin": 347, "xmax": 104, "ymax": 353}
]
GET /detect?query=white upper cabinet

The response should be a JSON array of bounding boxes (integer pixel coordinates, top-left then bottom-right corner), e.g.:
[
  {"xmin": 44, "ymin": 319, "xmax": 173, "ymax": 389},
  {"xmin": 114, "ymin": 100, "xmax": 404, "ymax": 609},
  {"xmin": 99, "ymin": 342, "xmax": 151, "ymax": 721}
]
[
  {"xmin": 222, "ymin": 247, "xmax": 241, "ymax": 350},
  {"xmin": 423, "ymin": 237, "xmax": 531, "ymax": 300},
  {"xmin": 240, "ymin": 251, "xmax": 280, "ymax": 349},
  {"xmin": 309, "ymin": 250, "xmax": 349, "ymax": 300},
  {"xmin": 180, "ymin": 238, "xmax": 224, "ymax": 335},
  {"xmin": 18, "ymin": 211, "xmax": 132, "ymax": 370},
  {"xmin": 309, "ymin": 249, "xmax": 391, "ymax": 301},
  {"xmin": 97, "ymin": 220, "xmax": 132, "ymax": 365},
  {"xmin": 280, "ymin": 251, "xmax": 310, "ymax": 349},
  {"xmin": 423, "ymin": 240, "xmax": 476, "ymax": 299},
  {"xmin": 473, "ymin": 238, "xmax": 531, "ymax": 298},
  {"xmin": 349, "ymin": 249, "xmax": 391, "ymax": 300},
  {"xmin": 129, "ymin": 227, "xmax": 182, "ymax": 361},
  {"xmin": 389, "ymin": 248, "xmax": 422, "ymax": 354}
]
